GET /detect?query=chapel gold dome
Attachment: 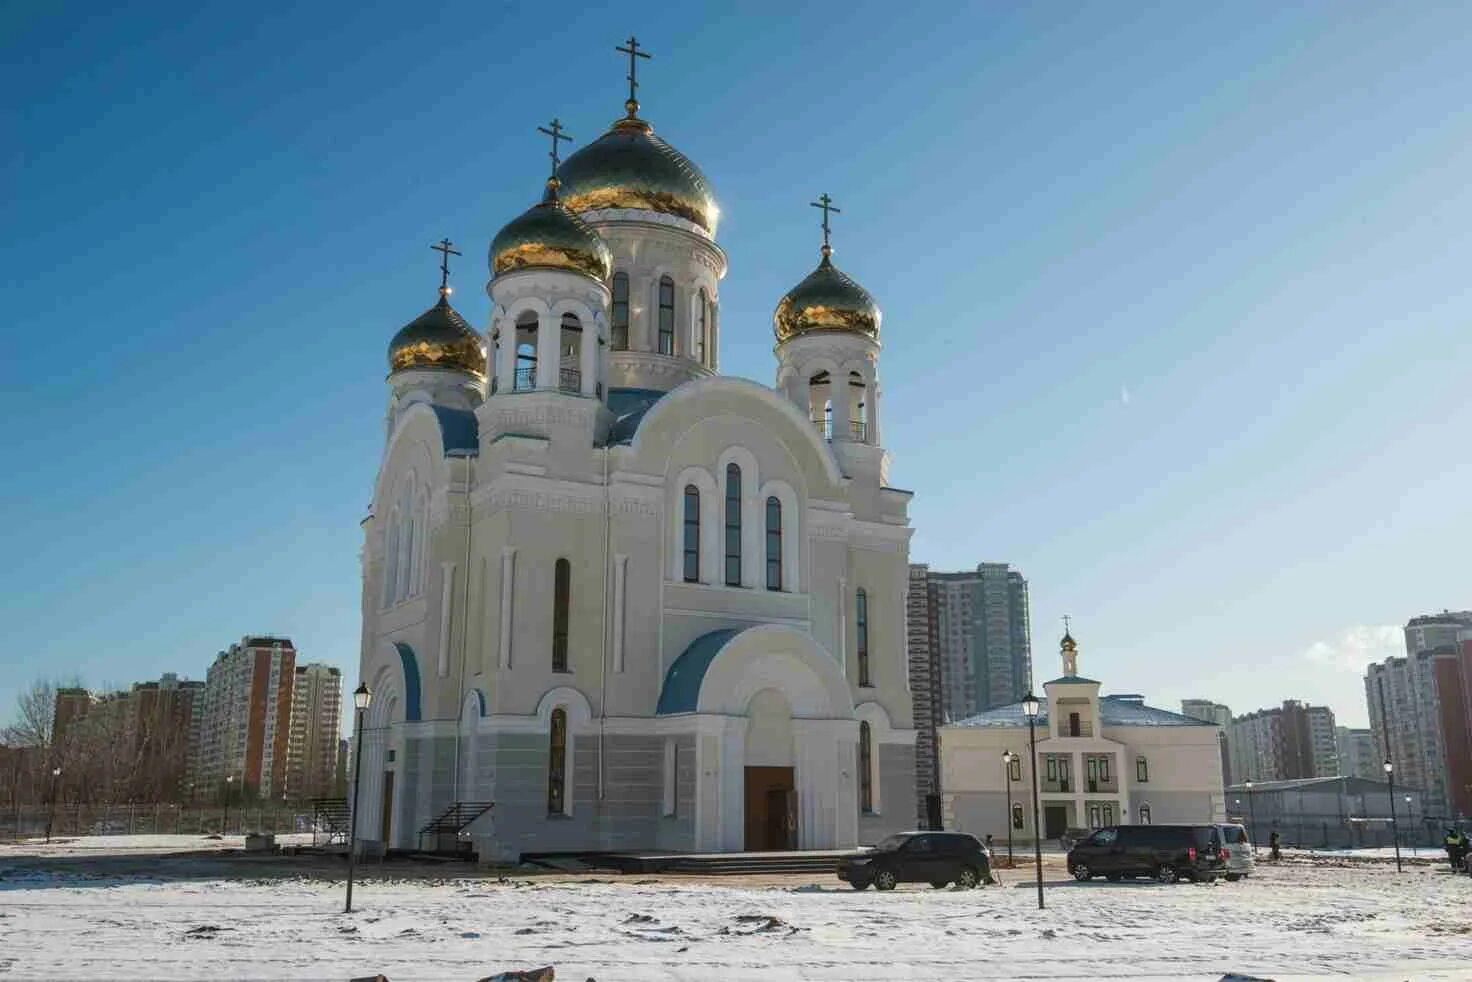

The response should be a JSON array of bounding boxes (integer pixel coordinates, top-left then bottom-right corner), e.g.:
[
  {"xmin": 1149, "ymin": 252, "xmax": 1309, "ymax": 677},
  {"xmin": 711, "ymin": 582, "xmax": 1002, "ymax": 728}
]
[
  {"xmin": 388, "ymin": 295, "xmax": 487, "ymax": 376},
  {"xmin": 556, "ymin": 112, "xmax": 719, "ymax": 235},
  {"xmin": 490, "ymin": 182, "xmax": 613, "ymax": 281},
  {"xmin": 773, "ymin": 250, "xmax": 882, "ymax": 343}
]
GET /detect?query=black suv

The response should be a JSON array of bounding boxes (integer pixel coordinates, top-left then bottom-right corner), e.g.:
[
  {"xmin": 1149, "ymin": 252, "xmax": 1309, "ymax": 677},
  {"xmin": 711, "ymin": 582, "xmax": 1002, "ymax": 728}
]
[
  {"xmin": 1067, "ymin": 824, "xmax": 1226, "ymax": 883},
  {"xmin": 837, "ymin": 831, "xmax": 992, "ymax": 891}
]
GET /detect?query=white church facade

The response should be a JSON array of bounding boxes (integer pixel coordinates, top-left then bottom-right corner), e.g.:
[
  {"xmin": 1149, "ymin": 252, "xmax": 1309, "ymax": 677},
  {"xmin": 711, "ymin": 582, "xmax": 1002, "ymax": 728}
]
[{"xmin": 354, "ymin": 51, "xmax": 917, "ymax": 860}]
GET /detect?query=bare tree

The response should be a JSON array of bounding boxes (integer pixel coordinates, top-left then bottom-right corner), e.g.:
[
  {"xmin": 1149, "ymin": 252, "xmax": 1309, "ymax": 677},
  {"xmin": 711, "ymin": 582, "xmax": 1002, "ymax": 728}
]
[{"xmin": 1, "ymin": 678, "xmax": 57, "ymax": 748}]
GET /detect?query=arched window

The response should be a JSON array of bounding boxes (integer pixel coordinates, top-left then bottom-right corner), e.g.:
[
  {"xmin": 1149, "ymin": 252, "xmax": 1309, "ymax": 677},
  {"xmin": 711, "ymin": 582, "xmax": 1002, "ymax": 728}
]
[
  {"xmin": 552, "ymin": 558, "xmax": 570, "ymax": 673},
  {"xmin": 610, "ymin": 273, "xmax": 629, "ymax": 350},
  {"xmin": 382, "ymin": 510, "xmax": 400, "ymax": 607},
  {"xmin": 1139, "ymin": 803, "xmax": 1152, "ymax": 825},
  {"xmin": 547, "ymin": 708, "xmax": 567, "ymax": 815},
  {"xmin": 658, "ymin": 276, "xmax": 675, "ymax": 354},
  {"xmin": 849, "ymin": 370, "xmax": 867, "ymax": 441},
  {"xmin": 724, "ymin": 464, "xmax": 742, "ymax": 587},
  {"xmin": 682, "ymin": 486, "xmax": 700, "ymax": 583},
  {"xmin": 1011, "ymin": 801, "xmax": 1024, "ymax": 830},
  {"xmin": 559, "ymin": 313, "xmax": 582, "ymax": 393},
  {"xmin": 856, "ymin": 588, "xmax": 871, "ymax": 686},
  {"xmin": 696, "ymin": 288, "xmax": 709, "ymax": 365},
  {"xmin": 764, "ymin": 496, "xmax": 782, "ymax": 591},
  {"xmin": 859, "ymin": 721, "xmax": 873, "ymax": 813},
  {"xmin": 514, "ymin": 313, "xmax": 538, "ymax": 390}
]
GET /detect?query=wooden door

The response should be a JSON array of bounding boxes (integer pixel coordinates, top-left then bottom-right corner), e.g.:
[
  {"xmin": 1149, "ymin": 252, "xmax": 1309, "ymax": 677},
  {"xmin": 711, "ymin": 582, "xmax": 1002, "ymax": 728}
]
[{"xmin": 744, "ymin": 766, "xmax": 795, "ymax": 851}]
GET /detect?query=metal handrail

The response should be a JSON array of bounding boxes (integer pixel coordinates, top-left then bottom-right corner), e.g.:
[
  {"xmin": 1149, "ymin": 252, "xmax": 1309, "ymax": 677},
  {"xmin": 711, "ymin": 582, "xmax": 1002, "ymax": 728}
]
[
  {"xmin": 559, "ymin": 367, "xmax": 581, "ymax": 393},
  {"xmin": 514, "ymin": 366, "xmax": 537, "ymax": 391}
]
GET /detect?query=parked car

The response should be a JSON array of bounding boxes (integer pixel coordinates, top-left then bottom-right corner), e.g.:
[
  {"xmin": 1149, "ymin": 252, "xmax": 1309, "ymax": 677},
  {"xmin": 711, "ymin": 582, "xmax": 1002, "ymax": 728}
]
[
  {"xmin": 837, "ymin": 831, "xmax": 993, "ymax": 891},
  {"xmin": 1059, "ymin": 826, "xmax": 1093, "ymax": 851},
  {"xmin": 1215, "ymin": 823, "xmax": 1255, "ymax": 881},
  {"xmin": 1066, "ymin": 824, "xmax": 1227, "ymax": 883}
]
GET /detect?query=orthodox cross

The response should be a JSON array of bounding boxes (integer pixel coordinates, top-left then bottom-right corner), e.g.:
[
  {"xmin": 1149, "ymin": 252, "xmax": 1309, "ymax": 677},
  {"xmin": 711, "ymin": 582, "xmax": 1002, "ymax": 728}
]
[
  {"xmin": 616, "ymin": 35, "xmax": 652, "ymax": 106},
  {"xmin": 1063, "ymin": 614, "xmax": 1072, "ymax": 635},
  {"xmin": 810, "ymin": 193, "xmax": 841, "ymax": 250},
  {"xmin": 431, "ymin": 238, "xmax": 461, "ymax": 294},
  {"xmin": 537, "ymin": 118, "xmax": 573, "ymax": 178}
]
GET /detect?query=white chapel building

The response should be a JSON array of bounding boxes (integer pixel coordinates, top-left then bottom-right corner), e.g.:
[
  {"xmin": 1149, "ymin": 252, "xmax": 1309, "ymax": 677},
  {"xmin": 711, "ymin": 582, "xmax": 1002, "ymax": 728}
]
[
  {"xmin": 353, "ymin": 66, "xmax": 916, "ymax": 859},
  {"xmin": 939, "ymin": 633, "xmax": 1227, "ymax": 842}
]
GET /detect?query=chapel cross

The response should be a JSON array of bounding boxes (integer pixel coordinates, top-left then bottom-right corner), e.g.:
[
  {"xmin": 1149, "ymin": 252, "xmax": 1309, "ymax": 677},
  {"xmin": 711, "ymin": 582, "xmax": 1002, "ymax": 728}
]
[
  {"xmin": 537, "ymin": 118, "xmax": 573, "ymax": 178},
  {"xmin": 810, "ymin": 193, "xmax": 841, "ymax": 250},
  {"xmin": 1063, "ymin": 614, "xmax": 1072, "ymax": 635},
  {"xmin": 431, "ymin": 238, "xmax": 461, "ymax": 295},
  {"xmin": 616, "ymin": 35, "xmax": 652, "ymax": 108}
]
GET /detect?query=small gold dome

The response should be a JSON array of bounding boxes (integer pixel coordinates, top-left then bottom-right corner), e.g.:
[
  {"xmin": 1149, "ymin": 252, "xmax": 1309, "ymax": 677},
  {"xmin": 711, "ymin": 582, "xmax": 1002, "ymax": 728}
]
[
  {"xmin": 773, "ymin": 249, "xmax": 881, "ymax": 343},
  {"xmin": 557, "ymin": 113, "xmax": 719, "ymax": 235},
  {"xmin": 388, "ymin": 294, "xmax": 486, "ymax": 376},
  {"xmin": 490, "ymin": 181, "xmax": 613, "ymax": 280}
]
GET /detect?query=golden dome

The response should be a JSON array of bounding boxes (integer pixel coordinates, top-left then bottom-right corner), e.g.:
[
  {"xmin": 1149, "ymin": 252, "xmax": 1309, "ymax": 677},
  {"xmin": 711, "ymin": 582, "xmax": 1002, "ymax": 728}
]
[
  {"xmin": 773, "ymin": 248, "xmax": 881, "ymax": 343},
  {"xmin": 388, "ymin": 294, "xmax": 486, "ymax": 376},
  {"xmin": 556, "ymin": 111, "xmax": 719, "ymax": 235},
  {"xmin": 490, "ymin": 180, "xmax": 613, "ymax": 280}
]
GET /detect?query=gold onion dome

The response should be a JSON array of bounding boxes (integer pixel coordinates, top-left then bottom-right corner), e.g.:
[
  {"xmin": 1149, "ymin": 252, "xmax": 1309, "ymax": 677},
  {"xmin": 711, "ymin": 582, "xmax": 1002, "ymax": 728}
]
[
  {"xmin": 773, "ymin": 247, "xmax": 882, "ymax": 343},
  {"xmin": 556, "ymin": 104, "xmax": 719, "ymax": 235},
  {"xmin": 490, "ymin": 178, "xmax": 613, "ymax": 280},
  {"xmin": 388, "ymin": 293, "xmax": 486, "ymax": 376}
]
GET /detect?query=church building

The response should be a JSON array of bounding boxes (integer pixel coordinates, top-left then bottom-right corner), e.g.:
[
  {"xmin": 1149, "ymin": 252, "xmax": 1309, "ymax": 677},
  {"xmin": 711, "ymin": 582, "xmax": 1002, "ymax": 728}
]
[{"xmin": 353, "ymin": 41, "xmax": 917, "ymax": 860}]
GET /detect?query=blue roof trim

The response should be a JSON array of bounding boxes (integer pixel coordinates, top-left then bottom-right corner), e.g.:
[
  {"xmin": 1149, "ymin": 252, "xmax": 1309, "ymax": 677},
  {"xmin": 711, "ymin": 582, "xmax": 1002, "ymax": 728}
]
[
  {"xmin": 431, "ymin": 406, "xmax": 479, "ymax": 455},
  {"xmin": 657, "ymin": 628, "xmax": 744, "ymax": 715},
  {"xmin": 468, "ymin": 687, "xmax": 486, "ymax": 717},
  {"xmin": 392, "ymin": 642, "xmax": 423, "ymax": 721},
  {"xmin": 949, "ymin": 693, "xmax": 1214, "ymax": 729},
  {"xmin": 1046, "ymin": 675, "xmax": 1102, "ymax": 685}
]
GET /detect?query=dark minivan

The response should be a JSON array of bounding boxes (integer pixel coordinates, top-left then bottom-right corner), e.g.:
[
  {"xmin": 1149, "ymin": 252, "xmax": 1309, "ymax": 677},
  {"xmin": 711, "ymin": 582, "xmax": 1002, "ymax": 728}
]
[
  {"xmin": 837, "ymin": 831, "xmax": 992, "ymax": 891},
  {"xmin": 1067, "ymin": 824, "xmax": 1226, "ymax": 883}
]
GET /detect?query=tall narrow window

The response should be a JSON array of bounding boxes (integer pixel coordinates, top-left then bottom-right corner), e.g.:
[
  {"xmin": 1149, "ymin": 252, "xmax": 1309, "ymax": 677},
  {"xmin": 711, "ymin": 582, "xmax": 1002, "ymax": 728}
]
[
  {"xmin": 1008, "ymin": 757, "xmax": 1022, "ymax": 782},
  {"xmin": 658, "ymin": 276, "xmax": 675, "ymax": 354},
  {"xmin": 547, "ymin": 708, "xmax": 567, "ymax": 815},
  {"xmin": 611, "ymin": 272, "xmax": 629, "ymax": 350},
  {"xmin": 696, "ymin": 288, "xmax": 709, "ymax": 365},
  {"xmin": 515, "ymin": 314, "xmax": 538, "ymax": 391},
  {"xmin": 1136, "ymin": 756, "xmax": 1149, "ymax": 783},
  {"xmin": 1012, "ymin": 802, "xmax": 1024, "ymax": 830},
  {"xmin": 859, "ymin": 721, "xmax": 873, "ymax": 813},
  {"xmin": 1069, "ymin": 712, "xmax": 1081, "ymax": 737},
  {"xmin": 856, "ymin": 588, "xmax": 870, "ymax": 686},
  {"xmin": 724, "ymin": 464, "xmax": 742, "ymax": 587},
  {"xmin": 764, "ymin": 496, "xmax": 782, "ymax": 591},
  {"xmin": 682, "ymin": 485, "xmax": 700, "ymax": 583},
  {"xmin": 1139, "ymin": 803, "xmax": 1152, "ymax": 825},
  {"xmin": 552, "ymin": 558, "xmax": 570, "ymax": 673}
]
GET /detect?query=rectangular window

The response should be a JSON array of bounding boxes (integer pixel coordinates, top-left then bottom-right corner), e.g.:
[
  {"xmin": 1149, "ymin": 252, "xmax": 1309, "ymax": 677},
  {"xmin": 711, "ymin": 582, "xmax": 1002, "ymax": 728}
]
[
  {"xmin": 764, "ymin": 496, "xmax": 782, "ymax": 591},
  {"xmin": 1069, "ymin": 712, "xmax": 1081, "ymax": 737},
  {"xmin": 856, "ymin": 589, "xmax": 871, "ymax": 687},
  {"xmin": 1136, "ymin": 756, "xmax": 1149, "ymax": 783},
  {"xmin": 611, "ymin": 273, "xmax": 629, "ymax": 350},
  {"xmin": 662, "ymin": 740, "xmax": 677, "ymax": 817},
  {"xmin": 658, "ymin": 277, "xmax": 675, "ymax": 355},
  {"xmin": 1100, "ymin": 757, "xmax": 1110, "ymax": 783},
  {"xmin": 552, "ymin": 559, "xmax": 570, "ymax": 673},
  {"xmin": 1046, "ymin": 757, "xmax": 1057, "ymax": 782},
  {"xmin": 724, "ymin": 465, "xmax": 742, "ymax": 587},
  {"xmin": 1008, "ymin": 757, "xmax": 1021, "ymax": 782},
  {"xmin": 682, "ymin": 486, "xmax": 700, "ymax": 583}
]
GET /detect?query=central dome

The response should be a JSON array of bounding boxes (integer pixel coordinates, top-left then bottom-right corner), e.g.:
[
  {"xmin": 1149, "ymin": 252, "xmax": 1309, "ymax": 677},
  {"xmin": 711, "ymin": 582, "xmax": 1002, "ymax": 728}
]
[{"xmin": 557, "ymin": 115, "xmax": 719, "ymax": 235}]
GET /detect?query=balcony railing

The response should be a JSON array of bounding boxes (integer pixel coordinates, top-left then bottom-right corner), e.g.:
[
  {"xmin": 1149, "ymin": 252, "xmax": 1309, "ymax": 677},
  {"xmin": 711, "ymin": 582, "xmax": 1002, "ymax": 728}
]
[
  {"xmin": 559, "ymin": 367, "xmax": 581, "ymax": 393},
  {"xmin": 811, "ymin": 418, "xmax": 868, "ymax": 442},
  {"xmin": 514, "ymin": 366, "xmax": 537, "ymax": 391}
]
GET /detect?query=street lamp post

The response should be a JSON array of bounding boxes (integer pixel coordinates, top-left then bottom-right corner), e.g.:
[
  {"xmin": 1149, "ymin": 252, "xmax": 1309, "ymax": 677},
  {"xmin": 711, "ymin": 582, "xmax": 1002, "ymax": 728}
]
[
  {"xmin": 1001, "ymin": 750, "xmax": 1015, "ymax": 869},
  {"xmin": 1021, "ymin": 692, "xmax": 1044, "ymax": 910},
  {"xmin": 224, "ymin": 776, "xmax": 234, "ymax": 836},
  {"xmin": 45, "ymin": 767, "xmax": 61, "ymax": 843},
  {"xmin": 345, "ymin": 682, "xmax": 371, "ymax": 914},
  {"xmin": 1384, "ymin": 758, "xmax": 1402, "ymax": 873},
  {"xmin": 1245, "ymin": 780, "xmax": 1257, "ymax": 848},
  {"xmin": 1404, "ymin": 795, "xmax": 1414, "ymax": 856}
]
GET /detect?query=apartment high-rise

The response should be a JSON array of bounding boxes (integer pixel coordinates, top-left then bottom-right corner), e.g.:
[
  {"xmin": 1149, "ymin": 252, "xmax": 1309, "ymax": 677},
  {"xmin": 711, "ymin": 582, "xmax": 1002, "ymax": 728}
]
[
  {"xmin": 906, "ymin": 565, "xmax": 943, "ymax": 826},
  {"xmin": 286, "ymin": 663, "xmax": 342, "ymax": 800},
  {"xmin": 1227, "ymin": 700, "xmax": 1337, "ymax": 783},
  {"xmin": 1366, "ymin": 610, "xmax": 1472, "ymax": 821},
  {"xmin": 194, "ymin": 636, "xmax": 297, "ymax": 798},
  {"xmin": 1334, "ymin": 726, "xmax": 1380, "ymax": 781},
  {"xmin": 48, "ymin": 674, "xmax": 202, "ymax": 800},
  {"xmin": 908, "ymin": 563, "xmax": 1031, "ymax": 723},
  {"xmin": 1181, "ymin": 700, "xmax": 1233, "ymax": 785}
]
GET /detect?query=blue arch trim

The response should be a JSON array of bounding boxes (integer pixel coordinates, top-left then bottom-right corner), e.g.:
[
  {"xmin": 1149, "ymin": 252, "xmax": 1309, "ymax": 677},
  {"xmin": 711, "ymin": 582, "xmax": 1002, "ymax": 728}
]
[
  {"xmin": 392, "ymin": 642, "xmax": 423, "ymax": 721},
  {"xmin": 468, "ymin": 687, "xmax": 487, "ymax": 717},
  {"xmin": 656, "ymin": 628, "xmax": 744, "ymax": 715}
]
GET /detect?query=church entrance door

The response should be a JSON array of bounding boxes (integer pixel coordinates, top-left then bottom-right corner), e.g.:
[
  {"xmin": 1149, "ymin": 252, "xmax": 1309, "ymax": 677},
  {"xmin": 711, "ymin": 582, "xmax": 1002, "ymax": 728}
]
[
  {"xmin": 744, "ymin": 766, "xmax": 796, "ymax": 851},
  {"xmin": 380, "ymin": 770, "xmax": 395, "ymax": 846}
]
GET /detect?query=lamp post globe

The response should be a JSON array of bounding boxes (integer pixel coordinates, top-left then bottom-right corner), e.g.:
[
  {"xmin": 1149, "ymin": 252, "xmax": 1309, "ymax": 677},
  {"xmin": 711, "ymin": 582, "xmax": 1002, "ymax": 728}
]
[
  {"xmin": 1020, "ymin": 692, "xmax": 1044, "ymax": 910},
  {"xmin": 1383, "ymin": 757, "xmax": 1402, "ymax": 872},
  {"xmin": 1001, "ymin": 751, "xmax": 1015, "ymax": 867},
  {"xmin": 346, "ymin": 682, "xmax": 372, "ymax": 913}
]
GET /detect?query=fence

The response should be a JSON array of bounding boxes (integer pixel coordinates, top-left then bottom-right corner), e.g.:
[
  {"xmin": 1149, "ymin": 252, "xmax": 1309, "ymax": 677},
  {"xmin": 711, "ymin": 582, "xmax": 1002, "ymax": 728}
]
[
  {"xmin": 0, "ymin": 801, "xmax": 321, "ymax": 843},
  {"xmin": 1231, "ymin": 813, "xmax": 1462, "ymax": 852}
]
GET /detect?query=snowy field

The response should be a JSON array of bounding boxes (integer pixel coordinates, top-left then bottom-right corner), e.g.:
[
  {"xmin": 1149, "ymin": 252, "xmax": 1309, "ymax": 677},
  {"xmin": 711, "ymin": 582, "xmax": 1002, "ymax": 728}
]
[{"xmin": 1, "ymin": 839, "xmax": 1469, "ymax": 981}]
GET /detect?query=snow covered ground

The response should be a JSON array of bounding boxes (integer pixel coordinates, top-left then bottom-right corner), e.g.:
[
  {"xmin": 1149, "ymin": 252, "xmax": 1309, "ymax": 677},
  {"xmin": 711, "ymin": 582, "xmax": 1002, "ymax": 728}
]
[{"xmin": 1, "ymin": 842, "xmax": 1468, "ymax": 981}]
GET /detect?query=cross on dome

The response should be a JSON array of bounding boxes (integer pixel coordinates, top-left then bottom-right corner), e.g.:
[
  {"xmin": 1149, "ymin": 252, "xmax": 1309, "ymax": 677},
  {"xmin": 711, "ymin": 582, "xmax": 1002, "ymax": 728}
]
[
  {"xmin": 430, "ymin": 238, "xmax": 461, "ymax": 297},
  {"xmin": 615, "ymin": 34, "xmax": 652, "ymax": 117},
  {"xmin": 537, "ymin": 118, "xmax": 573, "ymax": 187},
  {"xmin": 810, "ymin": 192, "xmax": 841, "ymax": 257}
]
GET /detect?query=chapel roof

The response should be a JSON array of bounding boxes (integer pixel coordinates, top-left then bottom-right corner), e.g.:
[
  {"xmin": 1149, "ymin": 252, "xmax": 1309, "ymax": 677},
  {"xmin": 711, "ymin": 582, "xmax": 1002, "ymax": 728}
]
[
  {"xmin": 656, "ymin": 628, "xmax": 744, "ymax": 715},
  {"xmin": 947, "ymin": 693, "xmax": 1213, "ymax": 729}
]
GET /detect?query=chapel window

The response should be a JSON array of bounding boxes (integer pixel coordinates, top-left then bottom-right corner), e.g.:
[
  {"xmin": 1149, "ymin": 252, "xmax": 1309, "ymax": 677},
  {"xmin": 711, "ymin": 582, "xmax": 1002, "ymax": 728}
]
[
  {"xmin": 856, "ymin": 588, "xmax": 871, "ymax": 686},
  {"xmin": 658, "ymin": 276, "xmax": 675, "ymax": 355},
  {"xmin": 547, "ymin": 708, "xmax": 567, "ymax": 815},
  {"xmin": 682, "ymin": 485, "xmax": 700, "ymax": 583},
  {"xmin": 611, "ymin": 273, "xmax": 629, "ymax": 350},
  {"xmin": 724, "ymin": 464, "xmax": 742, "ymax": 587},
  {"xmin": 859, "ymin": 721, "xmax": 874, "ymax": 814},
  {"xmin": 765, "ymin": 496, "xmax": 782, "ymax": 591},
  {"xmin": 1136, "ymin": 756, "xmax": 1149, "ymax": 783},
  {"xmin": 1011, "ymin": 801, "xmax": 1024, "ymax": 830},
  {"xmin": 552, "ymin": 558, "xmax": 570, "ymax": 673},
  {"xmin": 696, "ymin": 288, "xmax": 709, "ymax": 365}
]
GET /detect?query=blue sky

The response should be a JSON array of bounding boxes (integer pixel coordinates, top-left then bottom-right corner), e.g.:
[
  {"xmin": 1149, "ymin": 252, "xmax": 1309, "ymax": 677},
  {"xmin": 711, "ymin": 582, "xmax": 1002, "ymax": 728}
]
[{"xmin": 4, "ymin": 1, "xmax": 1470, "ymax": 730}]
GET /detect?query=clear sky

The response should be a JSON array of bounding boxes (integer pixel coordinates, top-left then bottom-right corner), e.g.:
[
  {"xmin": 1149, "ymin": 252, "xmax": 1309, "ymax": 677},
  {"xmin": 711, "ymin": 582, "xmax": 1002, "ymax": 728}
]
[{"xmin": 4, "ymin": 2, "xmax": 1470, "ymax": 731}]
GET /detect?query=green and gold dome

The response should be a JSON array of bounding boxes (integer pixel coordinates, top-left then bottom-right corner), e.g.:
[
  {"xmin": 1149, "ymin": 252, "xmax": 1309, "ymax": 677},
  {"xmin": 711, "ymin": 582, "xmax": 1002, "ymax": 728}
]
[
  {"xmin": 773, "ymin": 246, "xmax": 881, "ymax": 344},
  {"xmin": 556, "ymin": 103, "xmax": 719, "ymax": 236},
  {"xmin": 490, "ymin": 178, "xmax": 613, "ymax": 281},
  {"xmin": 388, "ymin": 293, "xmax": 487, "ymax": 376}
]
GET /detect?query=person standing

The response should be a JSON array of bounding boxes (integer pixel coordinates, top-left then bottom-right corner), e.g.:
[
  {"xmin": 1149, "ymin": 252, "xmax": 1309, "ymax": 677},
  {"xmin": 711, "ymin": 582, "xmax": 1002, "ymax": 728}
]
[{"xmin": 1268, "ymin": 830, "xmax": 1281, "ymax": 861}]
